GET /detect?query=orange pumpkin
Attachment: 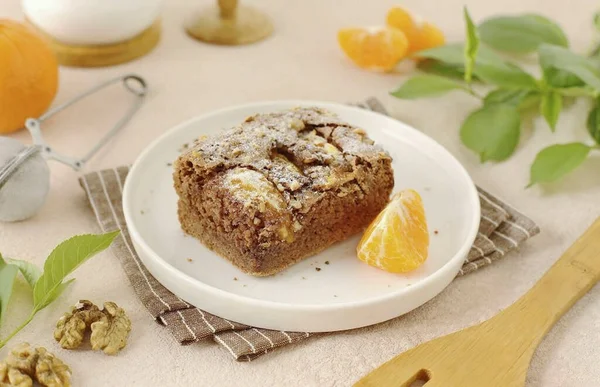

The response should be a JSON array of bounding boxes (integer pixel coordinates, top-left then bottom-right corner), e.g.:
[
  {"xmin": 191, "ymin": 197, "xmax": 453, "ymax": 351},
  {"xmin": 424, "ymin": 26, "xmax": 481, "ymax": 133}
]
[{"xmin": 0, "ymin": 19, "xmax": 59, "ymax": 134}]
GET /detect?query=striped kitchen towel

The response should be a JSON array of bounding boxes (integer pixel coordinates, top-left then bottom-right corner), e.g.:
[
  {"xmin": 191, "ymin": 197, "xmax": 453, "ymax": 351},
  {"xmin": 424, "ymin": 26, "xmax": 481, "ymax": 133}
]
[{"xmin": 79, "ymin": 98, "xmax": 539, "ymax": 361}]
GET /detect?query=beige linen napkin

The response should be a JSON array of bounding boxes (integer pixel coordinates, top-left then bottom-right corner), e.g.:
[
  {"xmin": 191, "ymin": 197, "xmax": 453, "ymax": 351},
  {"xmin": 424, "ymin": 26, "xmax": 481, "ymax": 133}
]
[{"xmin": 79, "ymin": 99, "xmax": 539, "ymax": 361}]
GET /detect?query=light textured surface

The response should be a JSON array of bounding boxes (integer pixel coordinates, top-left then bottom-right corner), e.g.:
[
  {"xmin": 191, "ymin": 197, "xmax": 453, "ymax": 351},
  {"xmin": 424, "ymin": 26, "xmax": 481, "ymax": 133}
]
[{"xmin": 1, "ymin": 0, "xmax": 599, "ymax": 386}]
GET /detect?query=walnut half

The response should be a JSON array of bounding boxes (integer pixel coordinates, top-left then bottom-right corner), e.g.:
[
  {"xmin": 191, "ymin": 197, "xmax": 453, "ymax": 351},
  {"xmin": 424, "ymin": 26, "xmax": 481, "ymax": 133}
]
[
  {"xmin": 54, "ymin": 300, "xmax": 105, "ymax": 349},
  {"xmin": 35, "ymin": 348, "xmax": 71, "ymax": 387},
  {"xmin": 90, "ymin": 302, "xmax": 132, "ymax": 356},
  {"xmin": 1, "ymin": 343, "xmax": 70, "ymax": 387},
  {"xmin": 0, "ymin": 361, "xmax": 32, "ymax": 387}
]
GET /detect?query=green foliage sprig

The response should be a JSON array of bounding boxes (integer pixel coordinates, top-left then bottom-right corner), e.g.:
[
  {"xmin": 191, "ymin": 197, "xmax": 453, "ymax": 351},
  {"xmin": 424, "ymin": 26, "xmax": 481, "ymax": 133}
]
[
  {"xmin": 0, "ymin": 232, "xmax": 119, "ymax": 349},
  {"xmin": 391, "ymin": 7, "xmax": 600, "ymax": 186}
]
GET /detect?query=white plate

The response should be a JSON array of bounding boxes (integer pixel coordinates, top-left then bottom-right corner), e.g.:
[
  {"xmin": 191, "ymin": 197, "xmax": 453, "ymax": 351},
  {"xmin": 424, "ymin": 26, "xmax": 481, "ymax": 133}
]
[{"xmin": 123, "ymin": 101, "xmax": 480, "ymax": 332}]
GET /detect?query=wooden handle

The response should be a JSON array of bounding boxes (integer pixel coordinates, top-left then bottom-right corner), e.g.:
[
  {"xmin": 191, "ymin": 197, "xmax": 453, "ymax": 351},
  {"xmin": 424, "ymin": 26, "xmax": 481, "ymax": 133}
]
[{"xmin": 491, "ymin": 216, "xmax": 600, "ymax": 348}]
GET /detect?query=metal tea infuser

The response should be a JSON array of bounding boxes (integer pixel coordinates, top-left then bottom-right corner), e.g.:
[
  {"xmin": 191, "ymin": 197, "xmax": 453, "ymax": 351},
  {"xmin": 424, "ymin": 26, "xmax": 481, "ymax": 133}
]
[{"xmin": 0, "ymin": 74, "xmax": 147, "ymax": 222}]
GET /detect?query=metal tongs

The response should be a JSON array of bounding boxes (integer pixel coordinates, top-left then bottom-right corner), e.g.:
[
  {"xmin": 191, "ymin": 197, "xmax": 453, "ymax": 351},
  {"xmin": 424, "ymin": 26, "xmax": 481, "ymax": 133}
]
[{"xmin": 24, "ymin": 74, "xmax": 148, "ymax": 171}]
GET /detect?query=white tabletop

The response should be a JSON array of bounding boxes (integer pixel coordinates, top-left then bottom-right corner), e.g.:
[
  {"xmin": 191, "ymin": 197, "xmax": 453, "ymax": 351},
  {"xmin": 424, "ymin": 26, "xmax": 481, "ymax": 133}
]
[{"xmin": 2, "ymin": 0, "xmax": 600, "ymax": 386}]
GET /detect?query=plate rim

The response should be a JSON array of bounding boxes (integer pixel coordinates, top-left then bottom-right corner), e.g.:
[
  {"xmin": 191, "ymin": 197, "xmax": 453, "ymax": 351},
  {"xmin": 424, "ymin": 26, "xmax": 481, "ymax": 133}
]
[{"xmin": 123, "ymin": 100, "xmax": 481, "ymax": 313}]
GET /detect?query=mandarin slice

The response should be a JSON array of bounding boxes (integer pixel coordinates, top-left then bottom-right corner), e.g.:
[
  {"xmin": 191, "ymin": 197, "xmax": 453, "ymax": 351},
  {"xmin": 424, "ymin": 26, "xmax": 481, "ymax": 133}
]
[
  {"xmin": 385, "ymin": 6, "xmax": 418, "ymax": 42},
  {"xmin": 337, "ymin": 27, "xmax": 408, "ymax": 72},
  {"xmin": 409, "ymin": 22, "xmax": 445, "ymax": 55},
  {"xmin": 357, "ymin": 189, "xmax": 429, "ymax": 273}
]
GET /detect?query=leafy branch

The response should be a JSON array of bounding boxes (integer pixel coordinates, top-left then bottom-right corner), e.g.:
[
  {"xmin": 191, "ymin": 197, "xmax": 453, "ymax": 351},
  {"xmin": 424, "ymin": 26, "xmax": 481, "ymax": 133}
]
[
  {"xmin": 0, "ymin": 232, "xmax": 119, "ymax": 349},
  {"xmin": 391, "ymin": 7, "xmax": 600, "ymax": 186}
]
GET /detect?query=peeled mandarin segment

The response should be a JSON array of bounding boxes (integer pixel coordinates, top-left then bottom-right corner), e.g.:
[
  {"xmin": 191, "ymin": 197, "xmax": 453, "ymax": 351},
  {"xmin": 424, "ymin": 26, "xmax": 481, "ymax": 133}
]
[
  {"xmin": 409, "ymin": 22, "xmax": 446, "ymax": 55},
  {"xmin": 337, "ymin": 27, "xmax": 408, "ymax": 72},
  {"xmin": 385, "ymin": 6, "xmax": 417, "ymax": 41},
  {"xmin": 357, "ymin": 189, "xmax": 429, "ymax": 273}
]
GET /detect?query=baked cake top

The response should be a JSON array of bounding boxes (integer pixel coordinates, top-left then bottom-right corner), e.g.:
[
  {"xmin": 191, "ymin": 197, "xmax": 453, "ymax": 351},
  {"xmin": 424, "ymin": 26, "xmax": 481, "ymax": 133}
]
[{"xmin": 176, "ymin": 107, "xmax": 391, "ymax": 218}]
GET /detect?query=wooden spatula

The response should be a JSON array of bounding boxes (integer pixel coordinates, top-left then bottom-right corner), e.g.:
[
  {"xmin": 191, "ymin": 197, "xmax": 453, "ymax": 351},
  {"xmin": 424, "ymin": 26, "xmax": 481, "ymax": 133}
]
[{"xmin": 355, "ymin": 217, "xmax": 600, "ymax": 387}]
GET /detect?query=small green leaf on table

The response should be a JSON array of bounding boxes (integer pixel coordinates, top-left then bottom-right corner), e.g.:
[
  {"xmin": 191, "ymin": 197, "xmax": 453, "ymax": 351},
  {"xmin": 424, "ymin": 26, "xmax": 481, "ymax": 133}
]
[
  {"xmin": 5, "ymin": 258, "xmax": 42, "ymax": 289},
  {"xmin": 391, "ymin": 74, "xmax": 467, "ymax": 99},
  {"xmin": 463, "ymin": 7, "xmax": 479, "ymax": 84},
  {"xmin": 460, "ymin": 104, "xmax": 521, "ymax": 162},
  {"xmin": 529, "ymin": 143, "xmax": 591, "ymax": 186},
  {"xmin": 594, "ymin": 11, "xmax": 600, "ymax": 31},
  {"xmin": 540, "ymin": 91, "xmax": 562, "ymax": 131},
  {"xmin": 587, "ymin": 104, "xmax": 600, "ymax": 143},
  {"xmin": 0, "ymin": 255, "xmax": 19, "ymax": 327},
  {"xmin": 32, "ymin": 231, "xmax": 120, "ymax": 313},
  {"xmin": 539, "ymin": 44, "xmax": 600, "ymax": 91},
  {"xmin": 479, "ymin": 14, "xmax": 569, "ymax": 53}
]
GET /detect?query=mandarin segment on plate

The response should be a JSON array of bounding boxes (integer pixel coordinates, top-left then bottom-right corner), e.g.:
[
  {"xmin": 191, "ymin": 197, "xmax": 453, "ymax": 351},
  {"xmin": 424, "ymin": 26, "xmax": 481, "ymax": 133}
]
[
  {"xmin": 357, "ymin": 189, "xmax": 429, "ymax": 273},
  {"xmin": 337, "ymin": 27, "xmax": 409, "ymax": 72}
]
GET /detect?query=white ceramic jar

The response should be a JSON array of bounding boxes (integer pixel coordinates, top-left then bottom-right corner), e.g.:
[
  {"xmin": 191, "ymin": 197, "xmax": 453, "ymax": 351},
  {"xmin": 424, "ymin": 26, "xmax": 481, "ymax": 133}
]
[{"xmin": 22, "ymin": 0, "xmax": 162, "ymax": 45}]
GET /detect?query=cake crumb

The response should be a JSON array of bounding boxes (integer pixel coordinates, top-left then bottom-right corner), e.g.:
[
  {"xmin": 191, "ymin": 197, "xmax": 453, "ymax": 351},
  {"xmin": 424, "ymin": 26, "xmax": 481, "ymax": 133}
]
[
  {"xmin": 167, "ymin": 162, "xmax": 172, "ymax": 167},
  {"xmin": 187, "ymin": 258, "xmax": 193, "ymax": 262},
  {"xmin": 333, "ymin": 295, "xmax": 338, "ymax": 298},
  {"xmin": 140, "ymin": 210, "xmax": 145, "ymax": 215},
  {"xmin": 434, "ymin": 230, "xmax": 439, "ymax": 235},
  {"xmin": 234, "ymin": 277, "xmax": 238, "ymax": 281},
  {"xmin": 315, "ymin": 267, "xmax": 321, "ymax": 272},
  {"xmin": 302, "ymin": 276, "xmax": 306, "ymax": 280},
  {"xmin": 243, "ymin": 284, "xmax": 247, "ymax": 287},
  {"xmin": 324, "ymin": 261, "xmax": 330, "ymax": 265}
]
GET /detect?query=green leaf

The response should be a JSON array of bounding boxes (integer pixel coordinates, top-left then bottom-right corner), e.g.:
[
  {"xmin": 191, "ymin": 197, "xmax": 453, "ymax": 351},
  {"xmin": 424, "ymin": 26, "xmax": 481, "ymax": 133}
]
[
  {"xmin": 539, "ymin": 44, "xmax": 600, "ymax": 91},
  {"xmin": 587, "ymin": 104, "xmax": 600, "ymax": 144},
  {"xmin": 594, "ymin": 11, "xmax": 600, "ymax": 31},
  {"xmin": 479, "ymin": 14, "xmax": 569, "ymax": 53},
  {"xmin": 484, "ymin": 89, "xmax": 541, "ymax": 111},
  {"xmin": 391, "ymin": 75, "xmax": 467, "ymax": 99},
  {"xmin": 558, "ymin": 86, "xmax": 598, "ymax": 98},
  {"xmin": 544, "ymin": 68, "xmax": 585, "ymax": 88},
  {"xmin": 463, "ymin": 7, "xmax": 479, "ymax": 84},
  {"xmin": 417, "ymin": 60, "xmax": 467, "ymax": 79},
  {"xmin": 418, "ymin": 43, "xmax": 504, "ymax": 66},
  {"xmin": 418, "ymin": 43, "xmax": 537, "ymax": 89},
  {"xmin": 474, "ymin": 62, "xmax": 537, "ymax": 89},
  {"xmin": 529, "ymin": 143, "xmax": 591, "ymax": 186},
  {"xmin": 540, "ymin": 91, "xmax": 562, "ymax": 131},
  {"xmin": 5, "ymin": 258, "xmax": 41, "ymax": 289},
  {"xmin": 44, "ymin": 279, "xmax": 76, "ymax": 307},
  {"xmin": 483, "ymin": 88, "xmax": 536, "ymax": 108},
  {"xmin": 0, "ymin": 254, "xmax": 19, "ymax": 327},
  {"xmin": 32, "ymin": 231, "xmax": 119, "ymax": 312},
  {"xmin": 460, "ymin": 104, "xmax": 521, "ymax": 162}
]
